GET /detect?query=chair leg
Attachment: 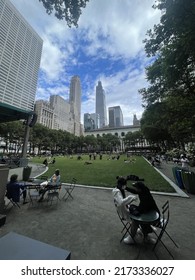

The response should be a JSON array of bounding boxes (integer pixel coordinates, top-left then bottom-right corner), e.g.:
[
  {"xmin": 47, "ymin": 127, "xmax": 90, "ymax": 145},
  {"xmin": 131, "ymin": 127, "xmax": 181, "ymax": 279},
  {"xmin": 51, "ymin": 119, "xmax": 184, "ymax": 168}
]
[
  {"xmin": 120, "ymin": 222, "xmax": 134, "ymax": 243},
  {"xmin": 63, "ymin": 189, "xmax": 73, "ymax": 201},
  {"xmin": 164, "ymin": 230, "xmax": 179, "ymax": 248},
  {"xmin": 47, "ymin": 193, "xmax": 60, "ymax": 205},
  {"xmin": 152, "ymin": 231, "xmax": 175, "ymax": 259},
  {"xmin": 120, "ymin": 225, "xmax": 130, "ymax": 243},
  {"xmin": 6, "ymin": 199, "xmax": 20, "ymax": 209}
]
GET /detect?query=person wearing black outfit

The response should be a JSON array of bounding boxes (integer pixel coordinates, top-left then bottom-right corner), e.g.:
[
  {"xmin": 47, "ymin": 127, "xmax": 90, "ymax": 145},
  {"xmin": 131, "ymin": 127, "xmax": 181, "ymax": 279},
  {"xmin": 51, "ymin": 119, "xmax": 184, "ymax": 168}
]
[
  {"xmin": 126, "ymin": 182, "xmax": 159, "ymax": 214},
  {"xmin": 124, "ymin": 181, "xmax": 160, "ymax": 244},
  {"xmin": 6, "ymin": 174, "xmax": 28, "ymax": 204}
]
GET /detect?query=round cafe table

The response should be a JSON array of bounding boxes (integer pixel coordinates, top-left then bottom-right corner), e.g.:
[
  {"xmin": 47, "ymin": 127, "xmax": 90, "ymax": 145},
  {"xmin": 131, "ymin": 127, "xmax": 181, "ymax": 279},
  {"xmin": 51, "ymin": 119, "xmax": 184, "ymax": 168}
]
[{"xmin": 129, "ymin": 210, "xmax": 160, "ymax": 225}]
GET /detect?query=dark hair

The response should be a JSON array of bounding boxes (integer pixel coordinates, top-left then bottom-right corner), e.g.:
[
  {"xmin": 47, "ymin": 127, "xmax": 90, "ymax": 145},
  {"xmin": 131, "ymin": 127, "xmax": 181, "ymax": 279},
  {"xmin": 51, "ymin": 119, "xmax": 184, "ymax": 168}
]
[
  {"xmin": 116, "ymin": 176, "xmax": 127, "ymax": 198},
  {"xmin": 10, "ymin": 174, "xmax": 18, "ymax": 182},
  {"xmin": 55, "ymin": 169, "xmax": 60, "ymax": 176}
]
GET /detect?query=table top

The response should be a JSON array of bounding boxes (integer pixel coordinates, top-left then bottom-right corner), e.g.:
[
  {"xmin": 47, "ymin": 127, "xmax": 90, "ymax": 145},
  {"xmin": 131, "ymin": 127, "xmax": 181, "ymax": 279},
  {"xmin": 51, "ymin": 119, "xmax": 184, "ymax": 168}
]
[
  {"xmin": 0, "ymin": 232, "xmax": 71, "ymax": 260},
  {"xmin": 27, "ymin": 178, "xmax": 46, "ymax": 184},
  {"xmin": 129, "ymin": 210, "xmax": 159, "ymax": 224},
  {"xmin": 25, "ymin": 179, "xmax": 48, "ymax": 188}
]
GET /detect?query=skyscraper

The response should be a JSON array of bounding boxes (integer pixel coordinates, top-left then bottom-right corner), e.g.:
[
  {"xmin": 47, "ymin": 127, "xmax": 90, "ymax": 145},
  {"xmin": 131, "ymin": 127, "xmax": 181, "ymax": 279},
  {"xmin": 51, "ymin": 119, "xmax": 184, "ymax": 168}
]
[
  {"xmin": 108, "ymin": 106, "xmax": 124, "ymax": 127},
  {"xmin": 95, "ymin": 81, "xmax": 107, "ymax": 128},
  {"xmin": 84, "ymin": 113, "xmax": 95, "ymax": 131},
  {"xmin": 69, "ymin": 75, "xmax": 82, "ymax": 135},
  {"xmin": 83, "ymin": 112, "xmax": 99, "ymax": 131},
  {"xmin": 133, "ymin": 114, "xmax": 140, "ymax": 126},
  {"xmin": 0, "ymin": 0, "xmax": 43, "ymax": 112},
  {"xmin": 69, "ymin": 75, "xmax": 81, "ymax": 123},
  {"xmin": 50, "ymin": 95, "xmax": 71, "ymax": 131},
  {"xmin": 90, "ymin": 113, "xmax": 100, "ymax": 129},
  {"xmin": 35, "ymin": 76, "xmax": 82, "ymax": 136}
]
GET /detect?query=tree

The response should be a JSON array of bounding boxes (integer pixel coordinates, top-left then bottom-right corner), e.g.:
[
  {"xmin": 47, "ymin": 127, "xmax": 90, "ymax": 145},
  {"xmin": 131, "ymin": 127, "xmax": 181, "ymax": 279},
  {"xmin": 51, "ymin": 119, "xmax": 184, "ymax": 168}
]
[
  {"xmin": 39, "ymin": 0, "xmax": 89, "ymax": 27},
  {"xmin": 139, "ymin": 0, "xmax": 195, "ymax": 149},
  {"xmin": 140, "ymin": 102, "xmax": 173, "ymax": 150},
  {"xmin": 30, "ymin": 123, "xmax": 50, "ymax": 154},
  {"xmin": 140, "ymin": 0, "xmax": 195, "ymax": 104},
  {"xmin": 84, "ymin": 135, "xmax": 97, "ymax": 152}
]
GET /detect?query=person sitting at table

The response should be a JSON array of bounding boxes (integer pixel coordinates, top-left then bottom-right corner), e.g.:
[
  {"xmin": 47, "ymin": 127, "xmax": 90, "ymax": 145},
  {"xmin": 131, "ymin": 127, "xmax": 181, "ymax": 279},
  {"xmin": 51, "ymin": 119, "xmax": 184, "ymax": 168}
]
[
  {"xmin": 6, "ymin": 174, "xmax": 28, "ymax": 204},
  {"xmin": 112, "ymin": 176, "xmax": 143, "ymax": 244},
  {"xmin": 49, "ymin": 169, "xmax": 61, "ymax": 185},
  {"xmin": 112, "ymin": 176, "xmax": 137, "ymax": 220},
  {"xmin": 38, "ymin": 169, "xmax": 61, "ymax": 202},
  {"xmin": 125, "ymin": 181, "xmax": 160, "ymax": 245}
]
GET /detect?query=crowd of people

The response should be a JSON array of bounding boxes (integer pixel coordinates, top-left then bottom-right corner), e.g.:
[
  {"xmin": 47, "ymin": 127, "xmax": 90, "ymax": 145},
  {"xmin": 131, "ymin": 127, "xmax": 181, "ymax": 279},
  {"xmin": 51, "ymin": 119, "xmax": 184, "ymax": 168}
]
[{"xmin": 148, "ymin": 153, "xmax": 190, "ymax": 170}]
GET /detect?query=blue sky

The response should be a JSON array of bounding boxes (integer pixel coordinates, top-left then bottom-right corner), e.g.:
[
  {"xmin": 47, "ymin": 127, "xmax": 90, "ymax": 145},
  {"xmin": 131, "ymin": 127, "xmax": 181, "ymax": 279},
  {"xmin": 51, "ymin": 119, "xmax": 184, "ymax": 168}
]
[{"xmin": 10, "ymin": 0, "xmax": 161, "ymax": 125}]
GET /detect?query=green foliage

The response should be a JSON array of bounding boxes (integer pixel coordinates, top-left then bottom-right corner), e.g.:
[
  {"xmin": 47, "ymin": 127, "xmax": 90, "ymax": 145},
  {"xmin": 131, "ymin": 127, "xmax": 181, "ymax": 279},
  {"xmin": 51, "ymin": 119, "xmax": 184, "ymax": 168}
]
[
  {"xmin": 140, "ymin": 102, "xmax": 172, "ymax": 148},
  {"xmin": 39, "ymin": 0, "xmax": 89, "ymax": 27},
  {"xmin": 124, "ymin": 131, "xmax": 145, "ymax": 148},
  {"xmin": 139, "ymin": 0, "xmax": 195, "ymax": 148},
  {"xmin": 142, "ymin": 0, "xmax": 195, "ymax": 100},
  {"xmin": 0, "ymin": 122, "xmax": 124, "ymax": 154}
]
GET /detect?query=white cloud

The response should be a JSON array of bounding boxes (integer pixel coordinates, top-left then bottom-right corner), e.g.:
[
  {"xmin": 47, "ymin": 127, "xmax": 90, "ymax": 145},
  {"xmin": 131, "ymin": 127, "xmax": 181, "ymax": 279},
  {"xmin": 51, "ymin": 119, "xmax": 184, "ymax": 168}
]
[
  {"xmin": 79, "ymin": 0, "xmax": 161, "ymax": 58},
  {"xmin": 10, "ymin": 0, "xmax": 161, "ymax": 126},
  {"xmin": 40, "ymin": 37, "xmax": 64, "ymax": 80}
]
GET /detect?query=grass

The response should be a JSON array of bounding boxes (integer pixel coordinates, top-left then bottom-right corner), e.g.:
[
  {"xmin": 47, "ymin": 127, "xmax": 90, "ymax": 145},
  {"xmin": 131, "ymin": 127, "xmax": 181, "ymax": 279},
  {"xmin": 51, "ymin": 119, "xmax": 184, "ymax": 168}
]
[{"xmin": 30, "ymin": 155, "xmax": 175, "ymax": 193}]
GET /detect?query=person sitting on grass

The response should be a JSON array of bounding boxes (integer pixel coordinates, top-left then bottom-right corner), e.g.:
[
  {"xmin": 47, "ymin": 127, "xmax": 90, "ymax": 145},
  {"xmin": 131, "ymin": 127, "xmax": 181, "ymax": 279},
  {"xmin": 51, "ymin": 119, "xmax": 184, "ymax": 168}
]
[{"xmin": 6, "ymin": 174, "xmax": 28, "ymax": 205}]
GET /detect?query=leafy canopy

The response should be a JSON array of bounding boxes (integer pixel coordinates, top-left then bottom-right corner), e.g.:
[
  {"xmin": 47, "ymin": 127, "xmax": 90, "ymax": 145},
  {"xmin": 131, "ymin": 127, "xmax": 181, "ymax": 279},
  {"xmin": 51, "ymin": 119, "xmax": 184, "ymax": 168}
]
[
  {"xmin": 140, "ymin": 0, "xmax": 195, "ymax": 105},
  {"xmin": 39, "ymin": 0, "xmax": 89, "ymax": 27}
]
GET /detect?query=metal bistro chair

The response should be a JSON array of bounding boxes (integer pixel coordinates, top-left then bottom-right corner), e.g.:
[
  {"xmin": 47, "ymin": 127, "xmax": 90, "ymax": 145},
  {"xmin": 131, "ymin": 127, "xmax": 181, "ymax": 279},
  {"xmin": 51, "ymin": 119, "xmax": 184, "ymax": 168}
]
[
  {"xmin": 113, "ymin": 199, "xmax": 133, "ymax": 243},
  {"xmin": 62, "ymin": 178, "xmax": 77, "ymax": 201},
  {"xmin": 28, "ymin": 187, "xmax": 41, "ymax": 206},
  {"xmin": 152, "ymin": 200, "xmax": 179, "ymax": 259},
  {"xmin": 47, "ymin": 184, "xmax": 61, "ymax": 206},
  {"xmin": 5, "ymin": 196, "xmax": 20, "ymax": 209},
  {"xmin": 5, "ymin": 188, "xmax": 27, "ymax": 209}
]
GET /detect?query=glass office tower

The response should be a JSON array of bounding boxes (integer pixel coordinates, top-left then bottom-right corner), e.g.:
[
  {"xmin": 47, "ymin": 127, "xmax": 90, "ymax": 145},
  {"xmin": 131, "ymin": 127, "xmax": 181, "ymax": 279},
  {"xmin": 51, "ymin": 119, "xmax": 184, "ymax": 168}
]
[
  {"xmin": 108, "ymin": 106, "xmax": 124, "ymax": 127},
  {"xmin": 95, "ymin": 81, "xmax": 107, "ymax": 128}
]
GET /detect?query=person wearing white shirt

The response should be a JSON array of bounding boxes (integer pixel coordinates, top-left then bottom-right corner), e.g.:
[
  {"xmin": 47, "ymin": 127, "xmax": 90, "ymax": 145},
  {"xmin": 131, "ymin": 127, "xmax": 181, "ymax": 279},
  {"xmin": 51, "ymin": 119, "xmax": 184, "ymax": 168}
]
[{"xmin": 181, "ymin": 155, "xmax": 189, "ymax": 171}]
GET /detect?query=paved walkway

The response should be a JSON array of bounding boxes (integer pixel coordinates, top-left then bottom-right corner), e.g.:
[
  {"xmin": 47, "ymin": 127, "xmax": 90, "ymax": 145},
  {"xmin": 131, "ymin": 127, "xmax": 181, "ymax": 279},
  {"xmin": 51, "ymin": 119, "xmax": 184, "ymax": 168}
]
[{"xmin": 0, "ymin": 161, "xmax": 195, "ymax": 260}]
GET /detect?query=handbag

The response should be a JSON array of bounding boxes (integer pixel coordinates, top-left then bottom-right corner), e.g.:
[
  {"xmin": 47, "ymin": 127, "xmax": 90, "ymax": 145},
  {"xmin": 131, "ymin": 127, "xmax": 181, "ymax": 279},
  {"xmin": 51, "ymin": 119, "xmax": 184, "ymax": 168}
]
[{"xmin": 129, "ymin": 204, "xmax": 140, "ymax": 216}]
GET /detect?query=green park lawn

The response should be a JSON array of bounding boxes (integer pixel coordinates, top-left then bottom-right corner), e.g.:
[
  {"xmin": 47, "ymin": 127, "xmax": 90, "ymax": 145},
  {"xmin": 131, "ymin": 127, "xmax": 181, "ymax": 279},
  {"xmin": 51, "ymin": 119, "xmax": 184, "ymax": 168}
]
[{"xmin": 30, "ymin": 154, "xmax": 175, "ymax": 193}]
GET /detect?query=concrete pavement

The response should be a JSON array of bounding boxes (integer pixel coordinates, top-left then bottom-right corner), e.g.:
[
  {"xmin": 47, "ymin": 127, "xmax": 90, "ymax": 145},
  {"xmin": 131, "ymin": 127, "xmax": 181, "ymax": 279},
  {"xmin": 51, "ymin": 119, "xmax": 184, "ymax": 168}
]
[{"xmin": 0, "ymin": 161, "xmax": 195, "ymax": 260}]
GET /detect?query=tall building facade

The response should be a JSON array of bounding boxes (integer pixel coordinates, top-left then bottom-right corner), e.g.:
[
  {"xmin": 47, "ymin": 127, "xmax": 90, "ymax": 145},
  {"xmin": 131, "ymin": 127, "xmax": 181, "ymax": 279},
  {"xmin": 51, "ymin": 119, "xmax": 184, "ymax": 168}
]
[
  {"xmin": 50, "ymin": 95, "xmax": 71, "ymax": 132},
  {"xmin": 69, "ymin": 75, "xmax": 82, "ymax": 135},
  {"xmin": 35, "ymin": 76, "xmax": 83, "ymax": 136},
  {"xmin": 95, "ymin": 81, "xmax": 107, "ymax": 128},
  {"xmin": 84, "ymin": 113, "xmax": 99, "ymax": 131},
  {"xmin": 69, "ymin": 76, "xmax": 81, "ymax": 123},
  {"xmin": 35, "ymin": 100, "xmax": 54, "ymax": 129},
  {"xmin": 108, "ymin": 106, "xmax": 124, "ymax": 127},
  {"xmin": 0, "ymin": 0, "xmax": 43, "ymax": 111},
  {"xmin": 84, "ymin": 113, "xmax": 95, "ymax": 131},
  {"xmin": 133, "ymin": 114, "xmax": 140, "ymax": 126},
  {"xmin": 90, "ymin": 113, "xmax": 100, "ymax": 129}
]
